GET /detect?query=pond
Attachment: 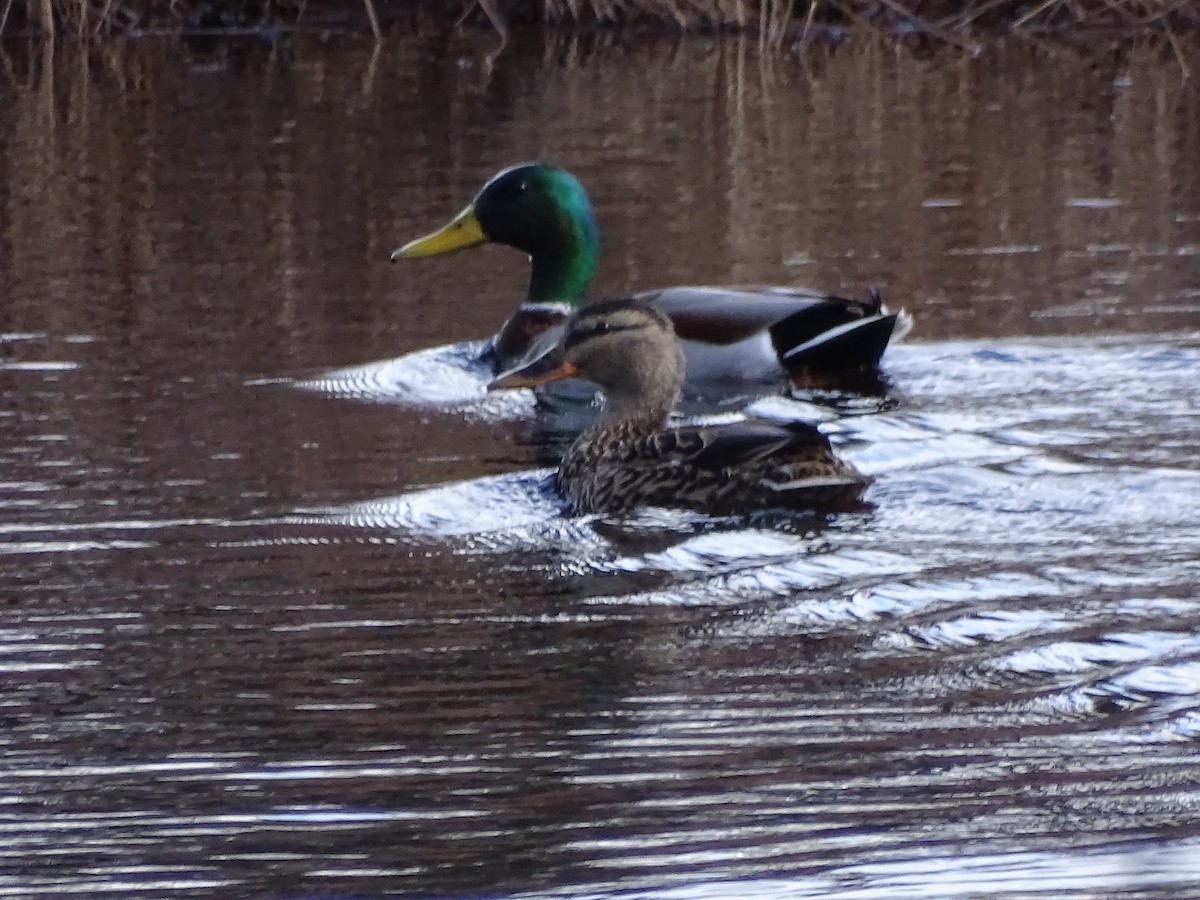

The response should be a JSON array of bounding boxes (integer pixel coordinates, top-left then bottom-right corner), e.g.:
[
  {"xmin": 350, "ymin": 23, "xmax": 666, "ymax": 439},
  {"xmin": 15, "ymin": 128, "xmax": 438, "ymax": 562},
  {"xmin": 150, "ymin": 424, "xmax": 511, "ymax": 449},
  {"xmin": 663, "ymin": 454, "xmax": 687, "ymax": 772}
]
[{"xmin": 1, "ymin": 31, "xmax": 1199, "ymax": 899}]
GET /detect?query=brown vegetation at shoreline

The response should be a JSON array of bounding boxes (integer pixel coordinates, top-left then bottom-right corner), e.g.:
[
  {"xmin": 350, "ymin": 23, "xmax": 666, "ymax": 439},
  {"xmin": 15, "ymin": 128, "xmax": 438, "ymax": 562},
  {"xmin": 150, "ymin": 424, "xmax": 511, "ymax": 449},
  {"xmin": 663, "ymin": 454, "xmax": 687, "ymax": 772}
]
[
  {"xmin": 3, "ymin": 35, "xmax": 1198, "ymax": 344},
  {"xmin": 0, "ymin": 0, "xmax": 1197, "ymax": 48}
]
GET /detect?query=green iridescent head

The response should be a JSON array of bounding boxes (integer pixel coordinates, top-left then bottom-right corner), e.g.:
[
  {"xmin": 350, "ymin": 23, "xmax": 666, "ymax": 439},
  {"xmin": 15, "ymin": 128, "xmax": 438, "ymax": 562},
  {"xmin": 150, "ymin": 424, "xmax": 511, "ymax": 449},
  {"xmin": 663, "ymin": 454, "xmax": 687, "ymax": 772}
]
[{"xmin": 392, "ymin": 163, "xmax": 600, "ymax": 307}]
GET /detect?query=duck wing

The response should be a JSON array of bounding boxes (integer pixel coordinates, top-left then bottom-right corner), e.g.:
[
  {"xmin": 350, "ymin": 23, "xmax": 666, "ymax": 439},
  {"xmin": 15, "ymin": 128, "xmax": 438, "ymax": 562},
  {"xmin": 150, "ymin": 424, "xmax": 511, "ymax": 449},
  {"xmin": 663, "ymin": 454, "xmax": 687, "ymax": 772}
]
[
  {"xmin": 654, "ymin": 419, "xmax": 831, "ymax": 470},
  {"xmin": 779, "ymin": 310, "xmax": 901, "ymax": 373},
  {"xmin": 637, "ymin": 286, "xmax": 848, "ymax": 346},
  {"xmin": 563, "ymin": 419, "xmax": 870, "ymax": 515},
  {"xmin": 620, "ymin": 419, "xmax": 868, "ymax": 513},
  {"xmin": 637, "ymin": 285, "xmax": 905, "ymax": 375}
]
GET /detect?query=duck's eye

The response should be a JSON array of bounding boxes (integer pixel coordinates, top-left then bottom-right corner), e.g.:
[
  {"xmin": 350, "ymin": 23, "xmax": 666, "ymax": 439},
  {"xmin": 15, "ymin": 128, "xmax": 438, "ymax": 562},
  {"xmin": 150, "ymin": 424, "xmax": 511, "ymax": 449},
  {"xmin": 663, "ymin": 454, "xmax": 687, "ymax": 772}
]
[
  {"xmin": 567, "ymin": 319, "xmax": 626, "ymax": 349},
  {"xmin": 496, "ymin": 179, "xmax": 527, "ymax": 201}
]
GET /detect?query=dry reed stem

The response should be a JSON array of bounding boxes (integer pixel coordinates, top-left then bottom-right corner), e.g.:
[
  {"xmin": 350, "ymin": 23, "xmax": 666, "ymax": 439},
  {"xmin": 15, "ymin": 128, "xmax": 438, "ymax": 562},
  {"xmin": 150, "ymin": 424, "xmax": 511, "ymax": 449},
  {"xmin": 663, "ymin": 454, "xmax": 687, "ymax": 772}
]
[
  {"xmin": 936, "ymin": 0, "xmax": 1014, "ymax": 30},
  {"xmin": 800, "ymin": 0, "xmax": 818, "ymax": 41},
  {"xmin": 1013, "ymin": 0, "xmax": 1065, "ymax": 28},
  {"xmin": 1135, "ymin": 0, "xmax": 1191, "ymax": 25},
  {"xmin": 771, "ymin": 0, "xmax": 799, "ymax": 46},
  {"xmin": 1164, "ymin": 18, "xmax": 1189, "ymax": 74},
  {"xmin": 94, "ymin": 0, "xmax": 115, "ymax": 33},
  {"xmin": 872, "ymin": 0, "xmax": 977, "ymax": 46},
  {"xmin": 362, "ymin": 0, "xmax": 380, "ymax": 40},
  {"xmin": 477, "ymin": 0, "xmax": 509, "ymax": 42}
]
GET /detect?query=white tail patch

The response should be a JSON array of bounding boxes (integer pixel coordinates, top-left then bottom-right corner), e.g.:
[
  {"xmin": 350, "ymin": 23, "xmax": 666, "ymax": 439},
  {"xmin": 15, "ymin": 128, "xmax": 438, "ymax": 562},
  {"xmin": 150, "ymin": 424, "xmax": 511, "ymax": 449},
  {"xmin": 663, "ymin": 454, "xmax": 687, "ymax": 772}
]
[{"xmin": 889, "ymin": 308, "xmax": 916, "ymax": 343}]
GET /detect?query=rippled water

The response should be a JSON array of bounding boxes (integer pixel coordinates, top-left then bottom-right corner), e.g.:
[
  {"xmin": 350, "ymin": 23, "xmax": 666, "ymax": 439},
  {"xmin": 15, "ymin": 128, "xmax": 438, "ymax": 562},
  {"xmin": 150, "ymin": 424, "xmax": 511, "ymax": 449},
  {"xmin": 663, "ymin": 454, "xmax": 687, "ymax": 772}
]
[{"xmin": 2, "ymin": 33, "xmax": 1200, "ymax": 899}]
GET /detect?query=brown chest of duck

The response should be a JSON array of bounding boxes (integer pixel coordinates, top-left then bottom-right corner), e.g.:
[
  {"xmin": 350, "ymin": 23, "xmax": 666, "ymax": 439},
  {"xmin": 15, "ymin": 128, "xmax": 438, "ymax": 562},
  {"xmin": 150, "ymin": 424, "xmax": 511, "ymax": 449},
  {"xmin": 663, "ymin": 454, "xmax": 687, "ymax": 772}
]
[
  {"xmin": 392, "ymin": 164, "xmax": 910, "ymax": 394},
  {"xmin": 489, "ymin": 299, "xmax": 873, "ymax": 517}
]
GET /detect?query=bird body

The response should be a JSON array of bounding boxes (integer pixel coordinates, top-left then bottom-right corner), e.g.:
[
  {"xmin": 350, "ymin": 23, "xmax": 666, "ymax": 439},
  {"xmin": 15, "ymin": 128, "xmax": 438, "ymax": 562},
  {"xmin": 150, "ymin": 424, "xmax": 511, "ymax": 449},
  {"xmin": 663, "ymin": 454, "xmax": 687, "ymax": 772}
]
[
  {"xmin": 393, "ymin": 164, "xmax": 910, "ymax": 390},
  {"xmin": 557, "ymin": 416, "xmax": 869, "ymax": 516},
  {"xmin": 489, "ymin": 299, "xmax": 872, "ymax": 516}
]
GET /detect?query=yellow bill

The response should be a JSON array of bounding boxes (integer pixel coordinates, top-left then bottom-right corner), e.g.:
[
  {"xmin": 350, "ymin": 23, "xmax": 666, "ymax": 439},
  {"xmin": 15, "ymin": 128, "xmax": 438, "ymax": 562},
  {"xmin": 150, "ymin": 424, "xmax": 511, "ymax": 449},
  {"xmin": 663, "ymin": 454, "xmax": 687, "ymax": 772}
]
[{"xmin": 390, "ymin": 205, "xmax": 488, "ymax": 261}]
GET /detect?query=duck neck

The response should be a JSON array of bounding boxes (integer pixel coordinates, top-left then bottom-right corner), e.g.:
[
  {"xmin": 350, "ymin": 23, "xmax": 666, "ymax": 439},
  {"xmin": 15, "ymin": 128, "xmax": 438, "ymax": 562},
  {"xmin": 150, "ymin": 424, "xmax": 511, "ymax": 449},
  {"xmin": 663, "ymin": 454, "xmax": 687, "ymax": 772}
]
[
  {"xmin": 589, "ymin": 390, "xmax": 675, "ymax": 439},
  {"xmin": 525, "ymin": 211, "xmax": 599, "ymax": 308}
]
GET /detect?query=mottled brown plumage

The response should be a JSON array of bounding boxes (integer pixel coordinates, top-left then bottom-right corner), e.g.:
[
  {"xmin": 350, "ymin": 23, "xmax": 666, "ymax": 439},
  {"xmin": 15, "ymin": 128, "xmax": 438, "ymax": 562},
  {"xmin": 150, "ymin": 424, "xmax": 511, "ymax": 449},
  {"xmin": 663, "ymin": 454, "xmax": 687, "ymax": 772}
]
[{"xmin": 490, "ymin": 300, "xmax": 873, "ymax": 516}]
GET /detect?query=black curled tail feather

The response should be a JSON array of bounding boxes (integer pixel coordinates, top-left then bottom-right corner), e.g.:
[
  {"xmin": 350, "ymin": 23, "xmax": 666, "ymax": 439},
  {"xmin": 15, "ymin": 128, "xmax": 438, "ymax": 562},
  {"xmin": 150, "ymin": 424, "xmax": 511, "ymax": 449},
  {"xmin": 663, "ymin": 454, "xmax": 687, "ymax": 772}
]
[
  {"xmin": 865, "ymin": 286, "xmax": 884, "ymax": 316},
  {"xmin": 778, "ymin": 314, "xmax": 899, "ymax": 373},
  {"xmin": 768, "ymin": 287, "xmax": 892, "ymax": 371}
]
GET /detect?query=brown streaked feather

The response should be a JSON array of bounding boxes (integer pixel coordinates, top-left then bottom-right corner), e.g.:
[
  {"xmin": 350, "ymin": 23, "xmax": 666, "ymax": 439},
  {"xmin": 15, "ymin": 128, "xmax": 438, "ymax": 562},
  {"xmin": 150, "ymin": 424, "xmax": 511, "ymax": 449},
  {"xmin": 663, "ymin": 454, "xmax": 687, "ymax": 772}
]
[
  {"xmin": 487, "ymin": 299, "xmax": 873, "ymax": 517},
  {"xmin": 559, "ymin": 417, "xmax": 870, "ymax": 516},
  {"xmin": 658, "ymin": 420, "xmax": 828, "ymax": 470}
]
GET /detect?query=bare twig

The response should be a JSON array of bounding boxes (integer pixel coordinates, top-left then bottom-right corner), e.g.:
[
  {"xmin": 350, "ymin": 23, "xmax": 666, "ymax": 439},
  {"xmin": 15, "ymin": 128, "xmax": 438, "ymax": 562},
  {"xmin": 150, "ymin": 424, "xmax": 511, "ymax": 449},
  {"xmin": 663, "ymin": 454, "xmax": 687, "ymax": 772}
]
[
  {"xmin": 772, "ymin": 0, "xmax": 798, "ymax": 45},
  {"xmin": 1132, "ymin": 0, "xmax": 1193, "ymax": 26},
  {"xmin": 872, "ymin": 0, "xmax": 976, "ymax": 47},
  {"xmin": 799, "ymin": 0, "xmax": 819, "ymax": 44},
  {"xmin": 93, "ymin": 0, "xmax": 116, "ymax": 34},
  {"xmin": 479, "ymin": 0, "xmax": 510, "ymax": 41},
  {"xmin": 1013, "ymin": 0, "xmax": 1066, "ymax": 29},
  {"xmin": 362, "ymin": 38, "xmax": 380, "ymax": 93},
  {"xmin": 362, "ymin": 0, "xmax": 381, "ymax": 41},
  {"xmin": 457, "ymin": 0, "xmax": 509, "ymax": 45},
  {"xmin": 935, "ymin": 0, "xmax": 1013, "ymax": 30},
  {"xmin": 1163, "ymin": 18, "xmax": 1190, "ymax": 76}
]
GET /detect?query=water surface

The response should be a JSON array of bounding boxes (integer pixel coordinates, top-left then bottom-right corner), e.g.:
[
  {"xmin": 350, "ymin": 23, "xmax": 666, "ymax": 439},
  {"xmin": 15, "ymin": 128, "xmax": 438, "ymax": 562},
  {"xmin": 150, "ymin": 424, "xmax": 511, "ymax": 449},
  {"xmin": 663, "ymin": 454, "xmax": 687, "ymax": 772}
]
[{"xmin": 1, "ymin": 33, "xmax": 1199, "ymax": 899}]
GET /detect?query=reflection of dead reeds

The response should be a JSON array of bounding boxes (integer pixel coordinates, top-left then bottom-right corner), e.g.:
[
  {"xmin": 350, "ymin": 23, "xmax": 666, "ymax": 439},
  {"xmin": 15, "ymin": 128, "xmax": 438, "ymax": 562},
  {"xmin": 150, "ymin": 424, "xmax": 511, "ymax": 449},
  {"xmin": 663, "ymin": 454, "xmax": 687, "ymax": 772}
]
[
  {"xmin": 496, "ymin": 34, "xmax": 1200, "ymax": 336},
  {"xmin": 3, "ymin": 34, "xmax": 1199, "ymax": 344},
  {"xmin": 530, "ymin": 0, "xmax": 1200, "ymax": 35},
  {"xmin": 3, "ymin": 0, "xmax": 1199, "ymax": 42}
]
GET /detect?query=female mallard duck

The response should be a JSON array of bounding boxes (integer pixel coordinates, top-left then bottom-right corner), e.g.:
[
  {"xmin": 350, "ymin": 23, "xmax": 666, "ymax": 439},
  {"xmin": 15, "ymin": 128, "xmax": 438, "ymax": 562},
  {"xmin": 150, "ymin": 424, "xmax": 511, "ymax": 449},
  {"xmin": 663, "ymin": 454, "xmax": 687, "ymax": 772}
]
[
  {"xmin": 392, "ymin": 163, "xmax": 911, "ymax": 392},
  {"xmin": 489, "ymin": 299, "xmax": 872, "ymax": 516}
]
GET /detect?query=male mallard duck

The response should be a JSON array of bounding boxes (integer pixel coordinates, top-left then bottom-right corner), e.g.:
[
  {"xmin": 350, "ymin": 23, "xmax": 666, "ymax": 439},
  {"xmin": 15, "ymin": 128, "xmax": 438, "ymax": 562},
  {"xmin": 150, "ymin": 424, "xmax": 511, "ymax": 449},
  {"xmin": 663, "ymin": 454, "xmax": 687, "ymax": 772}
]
[
  {"xmin": 392, "ymin": 163, "xmax": 911, "ymax": 392},
  {"xmin": 489, "ymin": 299, "xmax": 872, "ymax": 516}
]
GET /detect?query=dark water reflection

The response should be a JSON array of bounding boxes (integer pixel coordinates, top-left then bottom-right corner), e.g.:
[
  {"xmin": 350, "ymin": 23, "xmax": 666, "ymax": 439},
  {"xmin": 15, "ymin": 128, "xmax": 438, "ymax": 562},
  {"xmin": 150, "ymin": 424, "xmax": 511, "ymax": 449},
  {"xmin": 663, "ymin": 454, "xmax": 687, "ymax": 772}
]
[{"xmin": 1, "ymin": 33, "xmax": 1199, "ymax": 899}]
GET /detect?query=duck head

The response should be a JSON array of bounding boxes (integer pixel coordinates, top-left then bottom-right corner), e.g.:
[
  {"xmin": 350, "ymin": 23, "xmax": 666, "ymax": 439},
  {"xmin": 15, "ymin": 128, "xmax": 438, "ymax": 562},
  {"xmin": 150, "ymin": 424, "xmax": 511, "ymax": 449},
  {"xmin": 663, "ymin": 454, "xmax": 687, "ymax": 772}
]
[
  {"xmin": 490, "ymin": 299, "xmax": 684, "ymax": 426},
  {"xmin": 391, "ymin": 163, "xmax": 600, "ymax": 307}
]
